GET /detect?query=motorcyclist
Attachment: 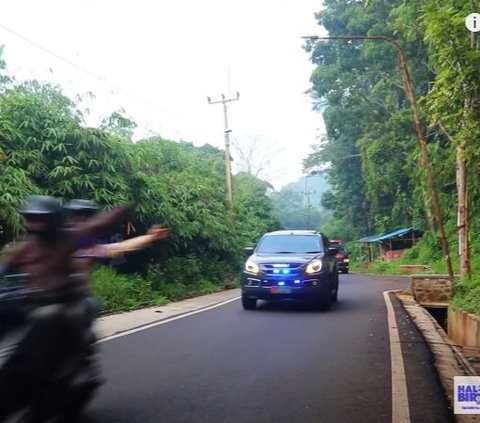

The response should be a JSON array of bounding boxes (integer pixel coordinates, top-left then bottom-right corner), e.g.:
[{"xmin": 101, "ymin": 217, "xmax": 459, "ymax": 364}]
[
  {"xmin": 0, "ymin": 195, "xmax": 133, "ymax": 297},
  {"xmin": 0, "ymin": 195, "xmax": 133, "ymax": 422},
  {"xmin": 63, "ymin": 198, "xmax": 169, "ymax": 329},
  {"xmin": 64, "ymin": 198, "xmax": 170, "ymax": 274}
]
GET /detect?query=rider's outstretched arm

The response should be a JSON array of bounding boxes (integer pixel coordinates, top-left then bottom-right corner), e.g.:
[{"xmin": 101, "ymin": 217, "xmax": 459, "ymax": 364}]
[{"xmin": 80, "ymin": 226, "xmax": 170, "ymax": 259}]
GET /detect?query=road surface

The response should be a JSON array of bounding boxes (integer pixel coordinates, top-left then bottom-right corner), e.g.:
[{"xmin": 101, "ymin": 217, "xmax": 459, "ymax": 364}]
[{"xmin": 86, "ymin": 274, "xmax": 454, "ymax": 423}]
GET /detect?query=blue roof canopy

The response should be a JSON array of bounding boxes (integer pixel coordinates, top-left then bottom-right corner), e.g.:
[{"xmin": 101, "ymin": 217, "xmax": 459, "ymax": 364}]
[{"xmin": 357, "ymin": 227, "xmax": 420, "ymax": 243}]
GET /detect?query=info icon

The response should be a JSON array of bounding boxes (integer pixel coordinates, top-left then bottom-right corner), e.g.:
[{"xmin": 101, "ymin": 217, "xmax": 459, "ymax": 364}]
[{"xmin": 466, "ymin": 13, "xmax": 480, "ymax": 32}]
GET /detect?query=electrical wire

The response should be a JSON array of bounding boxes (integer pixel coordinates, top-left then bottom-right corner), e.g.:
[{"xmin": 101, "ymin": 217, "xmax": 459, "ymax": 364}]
[{"xmin": 0, "ymin": 22, "xmax": 178, "ymax": 119}]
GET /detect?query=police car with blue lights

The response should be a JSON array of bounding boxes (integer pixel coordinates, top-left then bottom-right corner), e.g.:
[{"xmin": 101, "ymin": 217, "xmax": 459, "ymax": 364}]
[{"xmin": 241, "ymin": 230, "xmax": 339, "ymax": 310}]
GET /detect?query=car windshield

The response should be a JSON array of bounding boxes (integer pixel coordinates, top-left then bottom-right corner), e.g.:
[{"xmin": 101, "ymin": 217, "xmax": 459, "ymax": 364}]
[
  {"xmin": 256, "ymin": 235, "xmax": 324, "ymax": 254},
  {"xmin": 330, "ymin": 241, "xmax": 346, "ymax": 252}
]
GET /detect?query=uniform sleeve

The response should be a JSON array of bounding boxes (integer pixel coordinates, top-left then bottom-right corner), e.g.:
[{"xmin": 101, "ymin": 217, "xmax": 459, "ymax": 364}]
[{"xmin": 67, "ymin": 204, "xmax": 134, "ymax": 254}]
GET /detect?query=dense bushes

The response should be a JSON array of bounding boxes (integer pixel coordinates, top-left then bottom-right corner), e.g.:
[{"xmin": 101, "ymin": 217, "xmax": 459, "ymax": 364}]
[
  {"xmin": 92, "ymin": 264, "xmax": 238, "ymax": 314},
  {"xmin": 0, "ymin": 54, "xmax": 279, "ymax": 312}
]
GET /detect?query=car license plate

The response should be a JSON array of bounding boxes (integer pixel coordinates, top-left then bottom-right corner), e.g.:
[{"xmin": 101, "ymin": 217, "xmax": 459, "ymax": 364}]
[{"xmin": 271, "ymin": 286, "xmax": 291, "ymax": 294}]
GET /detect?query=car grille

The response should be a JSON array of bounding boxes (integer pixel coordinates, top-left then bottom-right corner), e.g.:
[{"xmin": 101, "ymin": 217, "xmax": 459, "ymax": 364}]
[{"xmin": 261, "ymin": 263, "xmax": 302, "ymax": 276}]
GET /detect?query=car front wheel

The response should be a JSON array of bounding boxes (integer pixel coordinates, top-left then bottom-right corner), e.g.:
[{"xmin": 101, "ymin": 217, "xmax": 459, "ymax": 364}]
[
  {"xmin": 242, "ymin": 296, "xmax": 257, "ymax": 310},
  {"xmin": 316, "ymin": 292, "xmax": 332, "ymax": 311}
]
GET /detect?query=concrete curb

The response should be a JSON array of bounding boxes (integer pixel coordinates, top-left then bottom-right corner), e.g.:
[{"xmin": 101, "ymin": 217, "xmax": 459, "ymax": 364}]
[{"xmin": 396, "ymin": 293, "xmax": 480, "ymax": 422}]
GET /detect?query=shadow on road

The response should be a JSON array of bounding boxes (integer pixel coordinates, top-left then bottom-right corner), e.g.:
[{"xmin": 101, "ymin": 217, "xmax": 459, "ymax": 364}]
[{"xmin": 251, "ymin": 298, "xmax": 361, "ymax": 313}]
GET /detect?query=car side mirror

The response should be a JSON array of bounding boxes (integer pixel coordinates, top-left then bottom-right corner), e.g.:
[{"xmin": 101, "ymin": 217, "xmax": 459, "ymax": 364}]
[
  {"xmin": 328, "ymin": 247, "xmax": 339, "ymax": 256},
  {"xmin": 244, "ymin": 247, "xmax": 254, "ymax": 257}
]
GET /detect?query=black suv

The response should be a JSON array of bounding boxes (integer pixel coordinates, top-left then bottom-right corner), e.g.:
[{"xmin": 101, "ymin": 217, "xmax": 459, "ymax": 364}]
[{"xmin": 241, "ymin": 230, "xmax": 339, "ymax": 310}]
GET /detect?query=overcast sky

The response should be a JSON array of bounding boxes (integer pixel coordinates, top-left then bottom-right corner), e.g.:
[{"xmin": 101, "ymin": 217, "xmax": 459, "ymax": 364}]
[{"xmin": 0, "ymin": 0, "xmax": 326, "ymax": 190}]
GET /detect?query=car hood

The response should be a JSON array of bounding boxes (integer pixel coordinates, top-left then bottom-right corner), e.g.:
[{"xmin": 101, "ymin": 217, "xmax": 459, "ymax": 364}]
[{"xmin": 250, "ymin": 253, "xmax": 324, "ymax": 265}]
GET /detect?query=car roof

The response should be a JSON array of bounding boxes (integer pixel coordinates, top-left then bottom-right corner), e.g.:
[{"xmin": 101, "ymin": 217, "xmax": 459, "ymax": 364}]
[{"xmin": 264, "ymin": 230, "xmax": 321, "ymax": 236}]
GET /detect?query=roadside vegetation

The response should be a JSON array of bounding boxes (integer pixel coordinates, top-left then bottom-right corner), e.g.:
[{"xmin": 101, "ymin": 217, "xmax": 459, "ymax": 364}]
[
  {"xmin": 91, "ymin": 266, "xmax": 238, "ymax": 314},
  {"xmin": 0, "ymin": 49, "xmax": 280, "ymax": 313},
  {"xmin": 304, "ymin": 1, "xmax": 480, "ymax": 315}
]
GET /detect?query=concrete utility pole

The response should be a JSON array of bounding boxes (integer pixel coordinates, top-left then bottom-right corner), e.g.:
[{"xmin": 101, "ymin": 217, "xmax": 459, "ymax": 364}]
[
  {"xmin": 303, "ymin": 34, "xmax": 455, "ymax": 283},
  {"xmin": 303, "ymin": 175, "xmax": 316, "ymax": 229},
  {"xmin": 207, "ymin": 92, "xmax": 240, "ymax": 205}
]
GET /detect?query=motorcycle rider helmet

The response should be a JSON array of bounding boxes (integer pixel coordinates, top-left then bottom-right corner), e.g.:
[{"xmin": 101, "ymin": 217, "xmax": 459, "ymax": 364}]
[
  {"xmin": 64, "ymin": 199, "xmax": 100, "ymax": 218},
  {"xmin": 20, "ymin": 195, "xmax": 62, "ymax": 217},
  {"xmin": 20, "ymin": 195, "xmax": 63, "ymax": 237}
]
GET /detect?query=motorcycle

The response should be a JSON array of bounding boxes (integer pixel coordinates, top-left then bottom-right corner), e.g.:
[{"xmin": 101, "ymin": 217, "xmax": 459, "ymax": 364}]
[{"xmin": 0, "ymin": 274, "xmax": 103, "ymax": 423}]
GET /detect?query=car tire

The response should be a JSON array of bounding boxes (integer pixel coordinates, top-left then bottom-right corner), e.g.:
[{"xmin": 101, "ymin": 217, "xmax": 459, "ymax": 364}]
[
  {"xmin": 316, "ymin": 292, "xmax": 332, "ymax": 311},
  {"xmin": 242, "ymin": 296, "xmax": 257, "ymax": 310},
  {"xmin": 332, "ymin": 286, "xmax": 338, "ymax": 303},
  {"xmin": 344, "ymin": 268, "xmax": 349, "ymax": 274}
]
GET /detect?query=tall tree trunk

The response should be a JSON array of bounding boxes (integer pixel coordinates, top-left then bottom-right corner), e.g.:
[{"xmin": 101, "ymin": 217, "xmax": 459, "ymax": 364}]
[
  {"xmin": 456, "ymin": 31, "xmax": 477, "ymax": 279},
  {"xmin": 456, "ymin": 147, "xmax": 470, "ymax": 277}
]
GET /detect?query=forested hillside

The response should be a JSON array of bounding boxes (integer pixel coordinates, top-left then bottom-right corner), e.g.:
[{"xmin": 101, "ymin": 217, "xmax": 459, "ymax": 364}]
[
  {"xmin": 0, "ymin": 50, "xmax": 282, "ymax": 309},
  {"xmin": 305, "ymin": 0, "xmax": 480, "ymax": 311},
  {"xmin": 271, "ymin": 173, "xmax": 330, "ymax": 230}
]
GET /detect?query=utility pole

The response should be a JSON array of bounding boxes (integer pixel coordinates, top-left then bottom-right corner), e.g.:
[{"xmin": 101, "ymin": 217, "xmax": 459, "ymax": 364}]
[
  {"xmin": 207, "ymin": 92, "xmax": 240, "ymax": 205},
  {"xmin": 302, "ymin": 34, "xmax": 455, "ymax": 284},
  {"xmin": 302, "ymin": 175, "xmax": 316, "ymax": 229}
]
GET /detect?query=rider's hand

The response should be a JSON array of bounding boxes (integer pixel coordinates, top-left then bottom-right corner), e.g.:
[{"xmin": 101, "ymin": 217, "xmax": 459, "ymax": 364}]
[{"xmin": 147, "ymin": 225, "xmax": 170, "ymax": 240}]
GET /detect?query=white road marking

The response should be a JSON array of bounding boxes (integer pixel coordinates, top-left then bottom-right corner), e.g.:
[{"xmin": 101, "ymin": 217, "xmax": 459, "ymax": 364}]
[
  {"xmin": 97, "ymin": 296, "xmax": 241, "ymax": 343},
  {"xmin": 383, "ymin": 290, "xmax": 411, "ymax": 423}
]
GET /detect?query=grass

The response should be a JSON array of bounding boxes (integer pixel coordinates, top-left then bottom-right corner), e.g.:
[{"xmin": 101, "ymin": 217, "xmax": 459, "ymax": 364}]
[
  {"xmin": 451, "ymin": 276, "xmax": 480, "ymax": 316},
  {"xmin": 351, "ymin": 232, "xmax": 480, "ymax": 317},
  {"xmin": 350, "ymin": 232, "xmax": 457, "ymax": 276},
  {"xmin": 92, "ymin": 264, "xmax": 239, "ymax": 315}
]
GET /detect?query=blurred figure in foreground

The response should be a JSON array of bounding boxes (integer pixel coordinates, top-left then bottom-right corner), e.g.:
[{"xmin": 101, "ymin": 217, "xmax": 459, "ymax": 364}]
[
  {"xmin": 63, "ymin": 198, "xmax": 169, "ymax": 333},
  {"xmin": 0, "ymin": 195, "xmax": 133, "ymax": 422}
]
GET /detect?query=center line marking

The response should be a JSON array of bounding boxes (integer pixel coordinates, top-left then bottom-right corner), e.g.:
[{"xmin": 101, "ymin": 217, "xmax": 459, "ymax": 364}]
[{"xmin": 383, "ymin": 290, "xmax": 411, "ymax": 423}]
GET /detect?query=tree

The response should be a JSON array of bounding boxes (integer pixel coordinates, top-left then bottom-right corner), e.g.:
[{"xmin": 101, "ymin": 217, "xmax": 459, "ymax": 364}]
[
  {"xmin": 231, "ymin": 135, "xmax": 283, "ymax": 180},
  {"xmin": 304, "ymin": 0, "xmax": 433, "ymax": 240},
  {"xmin": 396, "ymin": 0, "xmax": 480, "ymax": 276}
]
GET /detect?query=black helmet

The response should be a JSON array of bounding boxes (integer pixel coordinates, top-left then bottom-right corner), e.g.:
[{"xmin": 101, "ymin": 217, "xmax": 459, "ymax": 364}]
[
  {"xmin": 20, "ymin": 195, "xmax": 62, "ymax": 217},
  {"xmin": 64, "ymin": 199, "xmax": 100, "ymax": 217}
]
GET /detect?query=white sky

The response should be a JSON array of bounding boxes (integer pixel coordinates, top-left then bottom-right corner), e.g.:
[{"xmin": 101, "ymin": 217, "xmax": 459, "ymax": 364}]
[{"xmin": 0, "ymin": 0, "xmax": 326, "ymax": 190}]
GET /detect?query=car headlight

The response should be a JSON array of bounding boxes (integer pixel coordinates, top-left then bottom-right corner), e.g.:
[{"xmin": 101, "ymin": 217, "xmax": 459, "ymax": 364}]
[
  {"xmin": 245, "ymin": 259, "xmax": 260, "ymax": 275},
  {"xmin": 305, "ymin": 259, "xmax": 323, "ymax": 274}
]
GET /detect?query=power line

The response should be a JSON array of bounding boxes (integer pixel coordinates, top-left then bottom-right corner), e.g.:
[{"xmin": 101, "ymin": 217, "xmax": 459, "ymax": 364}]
[{"xmin": 0, "ymin": 22, "xmax": 176, "ymax": 118}]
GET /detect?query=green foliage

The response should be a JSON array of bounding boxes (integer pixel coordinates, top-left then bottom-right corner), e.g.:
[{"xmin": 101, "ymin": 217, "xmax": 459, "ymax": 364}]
[
  {"xmin": 146, "ymin": 259, "xmax": 238, "ymax": 302},
  {"xmin": 233, "ymin": 172, "xmax": 282, "ymax": 242},
  {"xmin": 92, "ymin": 266, "xmax": 168, "ymax": 313},
  {"xmin": 305, "ymin": 0, "xmax": 432, "ymax": 240},
  {"xmin": 451, "ymin": 276, "xmax": 480, "ymax": 316},
  {"xmin": 319, "ymin": 216, "xmax": 357, "ymax": 241},
  {"xmin": 271, "ymin": 174, "xmax": 330, "ymax": 230},
  {"xmin": 0, "ymin": 47, "xmax": 278, "ymax": 312}
]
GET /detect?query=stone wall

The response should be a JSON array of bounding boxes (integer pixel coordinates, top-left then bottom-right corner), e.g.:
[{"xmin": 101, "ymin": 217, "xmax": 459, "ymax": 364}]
[{"xmin": 410, "ymin": 275, "xmax": 452, "ymax": 307}]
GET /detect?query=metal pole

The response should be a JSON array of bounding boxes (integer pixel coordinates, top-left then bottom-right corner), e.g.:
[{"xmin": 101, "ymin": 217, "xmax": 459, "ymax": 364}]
[
  {"xmin": 303, "ymin": 35, "xmax": 455, "ymax": 283},
  {"xmin": 222, "ymin": 98, "xmax": 233, "ymax": 205},
  {"xmin": 207, "ymin": 92, "xmax": 240, "ymax": 205}
]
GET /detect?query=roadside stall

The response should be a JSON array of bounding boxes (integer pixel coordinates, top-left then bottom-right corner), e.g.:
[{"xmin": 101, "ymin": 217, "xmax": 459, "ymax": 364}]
[{"xmin": 358, "ymin": 227, "xmax": 423, "ymax": 261}]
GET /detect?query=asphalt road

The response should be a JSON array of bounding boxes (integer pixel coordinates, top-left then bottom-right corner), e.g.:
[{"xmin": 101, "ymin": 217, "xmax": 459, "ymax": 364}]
[{"xmin": 86, "ymin": 274, "xmax": 454, "ymax": 423}]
